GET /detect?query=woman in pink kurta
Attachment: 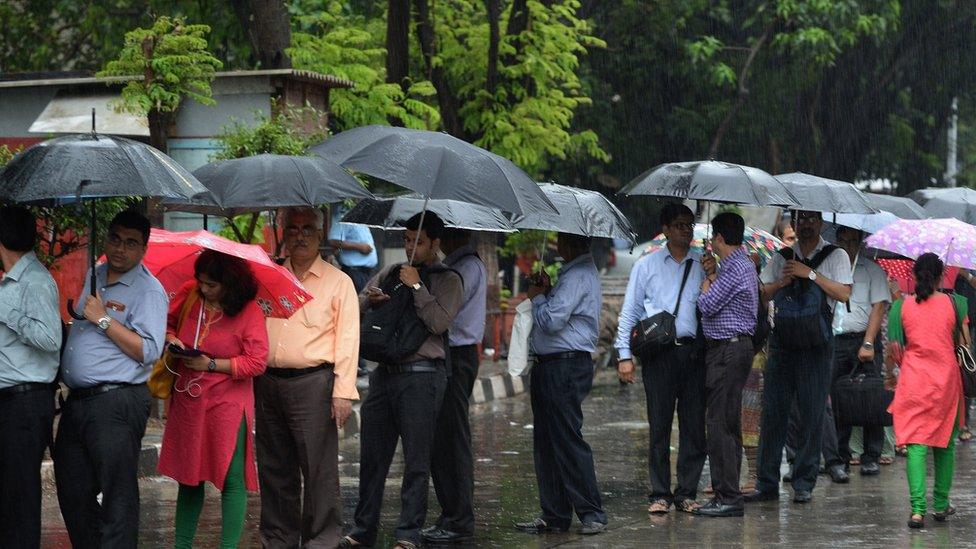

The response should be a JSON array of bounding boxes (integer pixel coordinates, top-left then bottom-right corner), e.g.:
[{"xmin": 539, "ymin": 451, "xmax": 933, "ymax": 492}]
[{"xmin": 158, "ymin": 251, "xmax": 269, "ymax": 548}]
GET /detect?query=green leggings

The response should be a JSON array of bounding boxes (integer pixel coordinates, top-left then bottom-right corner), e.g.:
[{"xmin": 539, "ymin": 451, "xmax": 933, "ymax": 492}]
[
  {"xmin": 906, "ymin": 422, "xmax": 959, "ymax": 516},
  {"xmin": 174, "ymin": 420, "xmax": 248, "ymax": 549}
]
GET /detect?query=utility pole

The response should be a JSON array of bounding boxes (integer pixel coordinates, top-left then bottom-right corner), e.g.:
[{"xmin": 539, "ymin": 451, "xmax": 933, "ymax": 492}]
[{"xmin": 946, "ymin": 97, "xmax": 959, "ymax": 187}]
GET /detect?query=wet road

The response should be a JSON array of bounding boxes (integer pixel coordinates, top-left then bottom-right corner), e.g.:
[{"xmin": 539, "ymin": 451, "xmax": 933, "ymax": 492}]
[{"xmin": 42, "ymin": 375, "xmax": 976, "ymax": 547}]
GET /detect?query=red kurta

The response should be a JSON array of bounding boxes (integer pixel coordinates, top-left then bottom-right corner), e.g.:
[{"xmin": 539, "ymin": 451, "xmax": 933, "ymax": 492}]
[
  {"xmin": 158, "ymin": 282, "xmax": 269, "ymax": 491},
  {"xmin": 889, "ymin": 293, "xmax": 965, "ymax": 448}
]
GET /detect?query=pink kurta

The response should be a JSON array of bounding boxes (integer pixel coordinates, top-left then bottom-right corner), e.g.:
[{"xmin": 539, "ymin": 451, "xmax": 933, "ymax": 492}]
[
  {"xmin": 890, "ymin": 293, "xmax": 965, "ymax": 448},
  {"xmin": 158, "ymin": 282, "xmax": 269, "ymax": 490}
]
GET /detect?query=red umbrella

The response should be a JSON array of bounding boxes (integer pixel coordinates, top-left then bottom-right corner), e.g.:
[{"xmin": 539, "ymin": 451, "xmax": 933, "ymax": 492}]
[
  {"xmin": 876, "ymin": 258, "xmax": 958, "ymax": 295},
  {"xmin": 143, "ymin": 229, "xmax": 312, "ymax": 318}
]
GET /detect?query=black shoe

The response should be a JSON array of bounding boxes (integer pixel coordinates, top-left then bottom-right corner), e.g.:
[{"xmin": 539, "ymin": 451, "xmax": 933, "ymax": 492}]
[
  {"xmin": 422, "ymin": 528, "xmax": 473, "ymax": 543},
  {"xmin": 420, "ymin": 525, "xmax": 440, "ymax": 537},
  {"xmin": 793, "ymin": 490, "xmax": 813, "ymax": 503},
  {"xmin": 694, "ymin": 498, "xmax": 744, "ymax": 517},
  {"xmin": 514, "ymin": 518, "xmax": 568, "ymax": 534},
  {"xmin": 579, "ymin": 522, "xmax": 607, "ymax": 535},
  {"xmin": 934, "ymin": 505, "xmax": 956, "ymax": 522},
  {"xmin": 828, "ymin": 464, "xmax": 850, "ymax": 483},
  {"xmin": 860, "ymin": 462, "xmax": 881, "ymax": 476},
  {"xmin": 743, "ymin": 489, "xmax": 778, "ymax": 503}
]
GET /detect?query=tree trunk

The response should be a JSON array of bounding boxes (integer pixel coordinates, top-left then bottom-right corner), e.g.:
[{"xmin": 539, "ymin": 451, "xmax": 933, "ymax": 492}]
[
  {"xmin": 485, "ymin": 0, "xmax": 500, "ymax": 94},
  {"xmin": 230, "ymin": 0, "xmax": 292, "ymax": 69},
  {"xmin": 412, "ymin": 0, "xmax": 465, "ymax": 138},
  {"xmin": 386, "ymin": 0, "xmax": 411, "ymax": 90}
]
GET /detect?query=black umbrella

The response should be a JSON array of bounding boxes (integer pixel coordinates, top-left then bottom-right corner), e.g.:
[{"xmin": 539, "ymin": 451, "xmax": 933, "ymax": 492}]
[
  {"xmin": 907, "ymin": 187, "xmax": 976, "ymax": 223},
  {"xmin": 863, "ymin": 192, "xmax": 928, "ymax": 219},
  {"xmin": 0, "ymin": 131, "xmax": 210, "ymax": 319},
  {"xmin": 515, "ymin": 183, "xmax": 637, "ymax": 245},
  {"xmin": 167, "ymin": 154, "xmax": 373, "ymax": 216},
  {"xmin": 342, "ymin": 194, "xmax": 515, "ymax": 233},
  {"xmin": 619, "ymin": 160, "xmax": 798, "ymax": 207},
  {"xmin": 774, "ymin": 172, "xmax": 877, "ymax": 214}
]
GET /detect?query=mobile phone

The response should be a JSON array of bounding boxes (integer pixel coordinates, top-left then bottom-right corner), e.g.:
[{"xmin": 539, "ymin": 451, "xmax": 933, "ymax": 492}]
[{"xmin": 169, "ymin": 343, "xmax": 204, "ymax": 357}]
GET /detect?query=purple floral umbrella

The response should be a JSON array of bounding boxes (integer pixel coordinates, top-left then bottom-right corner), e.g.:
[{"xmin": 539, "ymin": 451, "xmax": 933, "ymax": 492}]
[{"xmin": 865, "ymin": 218, "xmax": 976, "ymax": 269}]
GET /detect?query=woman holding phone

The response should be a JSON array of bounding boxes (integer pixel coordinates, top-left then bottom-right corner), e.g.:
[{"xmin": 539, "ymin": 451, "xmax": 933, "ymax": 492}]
[{"xmin": 158, "ymin": 250, "xmax": 269, "ymax": 548}]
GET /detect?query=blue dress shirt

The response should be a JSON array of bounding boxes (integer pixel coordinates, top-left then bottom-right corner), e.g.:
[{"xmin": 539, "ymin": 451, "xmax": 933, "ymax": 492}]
[
  {"xmin": 529, "ymin": 254, "xmax": 601, "ymax": 355},
  {"xmin": 0, "ymin": 252, "xmax": 62, "ymax": 388},
  {"xmin": 329, "ymin": 213, "xmax": 378, "ymax": 268},
  {"xmin": 444, "ymin": 245, "xmax": 487, "ymax": 347}
]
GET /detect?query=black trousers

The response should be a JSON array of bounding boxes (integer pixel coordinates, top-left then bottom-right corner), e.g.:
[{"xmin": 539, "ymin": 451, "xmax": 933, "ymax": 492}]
[
  {"xmin": 430, "ymin": 344, "xmax": 480, "ymax": 534},
  {"xmin": 757, "ymin": 337, "xmax": 833, "ymax": 493},
  {"xmin": 704, "ymin": 339, "xmax": 754, "ymax": 505},
  {"xmin": 785, "ymin": 401, "xmax": 842, "ymax": 468},
  {"xmin": 530, "ymin": 354, "xmax": 607, "ymax": 528},
  {"xmin": 54, "ymin": 384, "xmax": 151, "ymax": 549},
  {"xmin": 832, "ymin": 334, "xmax": 884, "ymax": 466},
  {"xmin": 638, "ymin": 343, "xmax": 706, "ymax": 505},
  {"xmin": 0, "ymin": 386, "xmax": 54, "ymax": 549},
  {"xmin": 350, "ymin": 368, "xmax": 447, "ymax": 546}
]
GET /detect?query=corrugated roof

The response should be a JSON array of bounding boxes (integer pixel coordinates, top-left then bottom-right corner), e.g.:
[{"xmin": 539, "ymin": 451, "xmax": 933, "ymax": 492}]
[{"xmin": 0, "ymin": 69, "xmax": 354, "ymax": 89}]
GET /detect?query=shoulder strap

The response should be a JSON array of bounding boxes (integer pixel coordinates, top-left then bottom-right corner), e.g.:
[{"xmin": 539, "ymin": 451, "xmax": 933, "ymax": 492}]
[
  {"xmin": 808, "ymin": 244, "xmax": 839, "ymax": 270},
  {"xmin": 672, "ymin": 259, "xmax": 695, "ymax": 316},
  {"xmin": 175, "ymin": 287, "xmax": 199, "ymax": 332}
]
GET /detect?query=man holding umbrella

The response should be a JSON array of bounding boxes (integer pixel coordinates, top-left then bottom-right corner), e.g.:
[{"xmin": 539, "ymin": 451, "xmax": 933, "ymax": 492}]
[{"xmin": 54, "ymin": 210, "xmax": 169, "ymax": 548}]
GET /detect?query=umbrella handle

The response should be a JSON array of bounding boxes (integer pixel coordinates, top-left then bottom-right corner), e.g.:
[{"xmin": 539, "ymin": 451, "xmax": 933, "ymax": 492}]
[{"xmin": 66, "ymin": 299, "xmax": 86, "ymax": 321}]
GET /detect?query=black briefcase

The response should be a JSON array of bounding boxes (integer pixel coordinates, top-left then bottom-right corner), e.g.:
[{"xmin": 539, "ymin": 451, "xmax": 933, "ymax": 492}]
[{"xmin": 832, "ymin": 363, "xmax": 893, "ymax": 427}]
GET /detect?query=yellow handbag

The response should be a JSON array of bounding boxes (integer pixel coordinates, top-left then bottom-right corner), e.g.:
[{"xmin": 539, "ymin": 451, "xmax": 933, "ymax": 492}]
[{"xmin": 148, "ymin": 288, "xmax": 199, "ymax": 399}]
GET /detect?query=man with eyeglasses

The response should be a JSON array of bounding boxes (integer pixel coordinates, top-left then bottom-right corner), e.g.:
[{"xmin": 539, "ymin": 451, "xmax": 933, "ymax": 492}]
[
  {"xmin": 54, "ymin": 210, "xmax": 169, "ymax": 548},
  {"xmin": 746, "ymin": 210, "xmax": 852, "ymax": 505},
  {"xmin": 258, "ymin": 207, "xmax": 360, "ymax": 548},
  {"xmin": 615, "ymin": 203, "xmax": 707, "ymax": 515}
]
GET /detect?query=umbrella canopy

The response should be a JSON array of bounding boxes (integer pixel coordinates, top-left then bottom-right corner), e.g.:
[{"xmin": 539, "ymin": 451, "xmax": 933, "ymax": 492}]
[
  {"xmin": 619, "ymin": 160, "xmax": 798, "ymax": 207},
  {"xmin": 876, "ymin": 258, "xmax": 959, "ymax": 295},
  {"xmin": 865, "ymin": 218, "xmax": 976, "ymax": 269},
  {"xmin": 831, "ymin": 211, "xmax": 900, "ymax": 234},
  {"xmin": 774, "ymin": 172, "xmax": 877, "ymax": 214},
  {"xmin": 0, "ymin": 133, "xmax": 208, "ymax": 204},
  {"xmin": 863, "ymin": 192, "xmax": 928, "ymax": 219},
  {"xmin": 166, "ymin": 154, "xmax": 373, "ymax": 216},
  {"xmin": 514, "ymin": 183, "xmax": 636, "ymax": 244},
  {"xmin": 342, "ymin": 194, "xmax": 515, "ymax": 233},
  {"xmin": 907, "ymin": 187, "xmax": 976, "ymax": 223},
  {"xmin": 143, "ymin": 229, "xmax": 312, "ymax": 318},
  {"xmin": 310, "ymin": 125, "xmax": 555, "ymax": 216},
  {"xmin": 643, "ymin": 223, "xmax": 783, "ymax": 269}
]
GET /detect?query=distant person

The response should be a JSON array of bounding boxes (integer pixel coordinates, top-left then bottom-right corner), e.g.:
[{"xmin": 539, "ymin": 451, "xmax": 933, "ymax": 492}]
[
  {"xmin": 773, "ymin": 217, "xmax": 796, "ymax": 247},
  {"xmin": 329, "ymin": 205, "xmax": 378, "ymax": 292}
]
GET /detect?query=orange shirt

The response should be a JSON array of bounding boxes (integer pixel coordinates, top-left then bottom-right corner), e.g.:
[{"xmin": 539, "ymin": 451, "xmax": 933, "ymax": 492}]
[{"xmin": 266, "ymin": 257, "xmax": 360, "ymax": 401}]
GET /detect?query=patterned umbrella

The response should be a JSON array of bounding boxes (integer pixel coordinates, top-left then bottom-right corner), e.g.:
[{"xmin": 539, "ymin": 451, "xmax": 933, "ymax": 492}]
[
  {"xmin": 875, "ymin": 258, "xmax": 959, "ymax": 295},
  {"xmin": 642, "ymin": 223, "xmax": 783, "ymax": 268},
  {"xmin": 865, "ymin": 218, "xmax": 976, "ymax": 270}
]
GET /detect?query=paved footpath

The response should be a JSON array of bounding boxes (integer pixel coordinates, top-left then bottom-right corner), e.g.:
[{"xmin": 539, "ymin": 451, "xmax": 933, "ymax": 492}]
[{"xmin": 41, "ymin": 373, "xmax": 976, "ymax": 547}]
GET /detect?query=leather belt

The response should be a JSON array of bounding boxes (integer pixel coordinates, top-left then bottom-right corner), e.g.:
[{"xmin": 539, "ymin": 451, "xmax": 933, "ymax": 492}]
[
  {"xmin": 706, "ymin": 335, "xmax": 750, "ymax": 347},
  {"xmin": 535, "ymin": 351, "xmax": 591, "ymax": 364},
  {"xmin": 68, "ymin": 383, "xmax": 136, "ymax": 400},
  {"xmin": 0, "ymin": 382, "xmax": 54, "ymax": 399},
  {"xmin": 381, "ymin": 360, "xmax": 445, "ymax": 374},
  {"xmin": 265, "ymin": 364, "xmax": 332, "ymax": 378},
  {"xmin": 674, "ymin": 337, "xmax": 697, "ymax": 346}
]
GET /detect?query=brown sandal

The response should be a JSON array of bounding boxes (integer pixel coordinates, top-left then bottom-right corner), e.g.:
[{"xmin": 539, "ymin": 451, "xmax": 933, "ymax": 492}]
[
  {"xmin": 392, "ymin": 541, "xmax": 417, "ymax": 549},
  {"xmin": 676, "ymin": 499, "xmax": 701, "ymax": 513},
  {"xmin": 648, "ymin": 499, "xmax": 671, "ymax": 514},
  {"xmin": 339, "ymin": 536, "xmax": 363, "ymax": 547}
]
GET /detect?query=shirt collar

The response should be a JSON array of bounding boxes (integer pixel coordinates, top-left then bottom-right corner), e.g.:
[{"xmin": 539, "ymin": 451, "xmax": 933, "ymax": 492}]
[
  {"xmin": 727, "ymin": 247, "xmax": 749, "ymax": 263},
  {"xmin": 2, "ymin": 251, "xmax": 38, "ymax": 282},
  {"xmin": 792, "ymin": 237, "xmax": 830, "ymax": 260},
  {"xmin": 661, "ymin": 246, "xmax": 701, "ymax": 265},
  {"xmin": 100, "ymin": 262, "xmax": 144, "ymax": 287},
  {"xmin": 444, "ymin": 245, "xmax": 476, "ymax": 266},
  {"xmin": 287, "ymin": 256, "xmax": 327, "ymax": 280},
  {"xmin": 560, "ymin": 253, "xmax": 593, "ymax": 274}
]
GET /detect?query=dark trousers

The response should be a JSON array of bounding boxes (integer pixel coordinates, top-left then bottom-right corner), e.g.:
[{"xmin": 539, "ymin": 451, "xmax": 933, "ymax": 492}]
[
  {"xmin": 757, "ymin": 337, "xmax": 833, "ymax": 493},
  {"xmin": 255, "ymin": 368, "xmax": 341, "ymax": 548},
  {"xmin": 430, "ymin": 344, "xmax": 479, "ymax": 534},
  {"xmin": 704, "ymin": 339, "xmax": 754, "ymax": 505},
  {"xmin": 54, "ymin": 384, "xmax": 151, "ymax": 549},
  {"xmin": 638, "ymin": 344, "xmax": 706, "ymax": 505},
  {"xmin": 832, "ymin": 334, "xmax": 884, "ymax": 466},
  {"xmin": 530, "ymin": 355, "xmax": 606, "ymax": 528},
  {"xmin": 0, "ymin": 386, "xmax": 54, "ymax": 549},
  {"xmin": 350, "ymin": 368, "xmax": 448, "ymax": 546},
  {"xmin": 785, "ymin": 401, "xmax": 842, "ymax": 468},
  {"xmin": 342, "ymin": 265, "xmax": 374, "ymax": 294}
]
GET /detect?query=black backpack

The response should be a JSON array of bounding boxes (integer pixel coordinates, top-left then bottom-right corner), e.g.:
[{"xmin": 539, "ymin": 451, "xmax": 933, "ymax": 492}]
[
  {"xmin": 771, "ymin": 245, "xmax": 841, "ymax": 350},
  {"xmin": 360, "ymin": 263, "xmax": 460, "ymax": 364}
]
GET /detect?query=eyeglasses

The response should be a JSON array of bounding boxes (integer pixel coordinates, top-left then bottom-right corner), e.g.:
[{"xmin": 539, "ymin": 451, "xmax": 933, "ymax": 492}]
[
  {"xmin": 284, "ymin": 225, "xmax": 318, "ymax": 237},
  {"xmin": 106, "ymin": 233, "xmax": 143, "ymax": 250}
]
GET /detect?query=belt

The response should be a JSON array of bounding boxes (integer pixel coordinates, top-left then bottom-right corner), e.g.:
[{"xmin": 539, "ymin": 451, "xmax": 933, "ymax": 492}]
[
  {"xmin": 675, "ymin": 337, "xmax": 697, "ymax": 346},
  {"xmin": 0, "ymin": 382, "xmax": 54, "ymax": 399},
  {"xmin": 535, "ymin": 351, "xmax": 591, "ymax": 364},
  {"xmin": 381, "ymin": 360, "xmax": 445, "ymax": 374},
  {"xmin": 836, "ymin": 331, "xmax": 867, "ymax": 340},
  {"xmin": 706, "ymin": 335, "xmax": 750, "ymax": 347},
  {"xmin": 68, "ymin": 383, "xmax": 136, "ymax": 400},
  {"xmin": 265, "ymin": 364, "xmax": 332, "ymax": 378}
]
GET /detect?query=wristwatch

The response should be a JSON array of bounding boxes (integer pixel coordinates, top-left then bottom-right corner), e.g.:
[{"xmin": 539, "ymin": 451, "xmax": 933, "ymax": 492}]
[
  {"xmin": 411, "ymin": 282, "xmax": 422, "ymax": 291},
  {"xmin": 208, "ymin": 357, "xmax": 217, "ymax": 372},
  {"xmin": 96, "ymin": 315, "xmax": 112, "ymax": 331},
  {"xmin": 807, "ymin": 270, "xmax": 818, "ymax": 281}
]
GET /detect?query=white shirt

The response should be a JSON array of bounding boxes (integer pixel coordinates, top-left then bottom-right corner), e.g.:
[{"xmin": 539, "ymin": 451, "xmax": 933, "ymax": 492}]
[
  {"xmin": 832, "ymin": 255, "xmax": 889, "ymax": 334},
  {"xmin": 760, "ymin": 237, "xmax": 853, "ymax": 310}
]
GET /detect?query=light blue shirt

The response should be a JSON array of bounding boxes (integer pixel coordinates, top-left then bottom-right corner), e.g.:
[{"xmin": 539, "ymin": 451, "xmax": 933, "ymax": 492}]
[
  {"xmin": 530, "ymin": 254, "xmax": 601, "ymax": 355},
  {"xmin": 614, "ymin": 247, "xmax": 704, "ymax": 360},
  {"xmin": 329, "ymin": 213, "xmax": 378, "ymax": 268},
  {"xmin": 0, "ymin": 252, "xmax": 62, "ymax": 389},
  {"xmin": 444, "ymin": 245, "xmax": 487, "ymax": 347},
  {"xmin": 61, "ymin": 263, "xmax": 169, "ymax": 389}
]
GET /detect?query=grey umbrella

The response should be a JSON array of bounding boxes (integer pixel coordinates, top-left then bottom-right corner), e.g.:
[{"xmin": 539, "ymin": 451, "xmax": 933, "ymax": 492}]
[
  {"xmin": 166, "ymin": 154, "xmax": 373, "ymax": 216},
  {"xmin": 863, "ymin": 192, "xmax": 928, "ymax": 219},
  {"xmin": 515, "ymin": 183, "xmax": 637, "ymax": 245},
  {"xmin": 0, "ymin": 131, "xmax": 211, "ymax": 319},
  {"xmin": 774, "ymin": 172, "xmax": 877, "ymax": 214},
  {"xmin": 342, "ymin": 194, "xmax": 515, "ymax": 233},
  {"xmin": 907, "ymin": 187, "xmax": 976, "ymax": 223},
  {"xmin": 619, "ymin": 160, "xmax": 798, "ymax": 207}
]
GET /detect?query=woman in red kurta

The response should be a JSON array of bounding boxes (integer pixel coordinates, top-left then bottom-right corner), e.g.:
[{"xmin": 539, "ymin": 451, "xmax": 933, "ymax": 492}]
[
  {"xmin": 158, "ymin": 251, "xmax": 269, "ymax": 548},
  {"xmin": 888, "ymin": 253, "xmax": 968, "ymax": 529}
]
